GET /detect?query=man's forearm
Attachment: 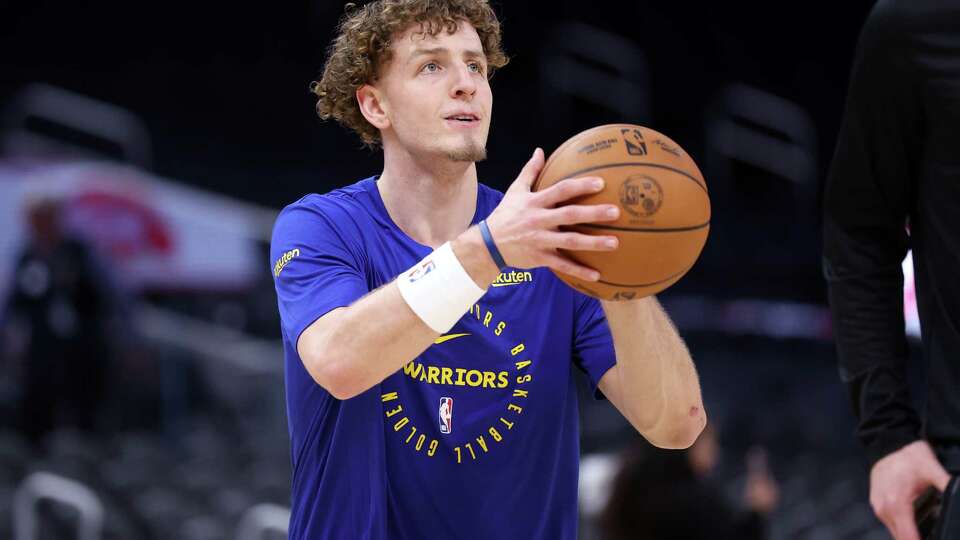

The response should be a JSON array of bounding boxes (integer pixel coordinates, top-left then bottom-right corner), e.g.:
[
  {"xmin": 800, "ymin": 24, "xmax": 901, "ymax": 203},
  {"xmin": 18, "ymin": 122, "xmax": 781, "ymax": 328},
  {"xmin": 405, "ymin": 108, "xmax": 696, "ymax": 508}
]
[
  {"xmin": 822, "ymin": 214, "xmax": 921, "ymax": 465},
  {"xmin": 824, "ymin": 246, "xmax": 921, "ymax": 465},
  {"xmin": 601, "ymin": 296, "xmax": 705, "ymax": 446},
  {"xmin": 300, "ymin": 226, "xmax": 499, "ymax": 399}
]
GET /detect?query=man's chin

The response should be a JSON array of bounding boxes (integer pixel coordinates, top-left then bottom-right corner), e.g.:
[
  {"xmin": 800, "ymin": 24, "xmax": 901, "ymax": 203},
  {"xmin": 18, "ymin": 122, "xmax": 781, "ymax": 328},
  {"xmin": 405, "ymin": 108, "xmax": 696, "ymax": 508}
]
[{"xmin": 444, "ymin": 143, "xmax": 487, "ymax": 163}]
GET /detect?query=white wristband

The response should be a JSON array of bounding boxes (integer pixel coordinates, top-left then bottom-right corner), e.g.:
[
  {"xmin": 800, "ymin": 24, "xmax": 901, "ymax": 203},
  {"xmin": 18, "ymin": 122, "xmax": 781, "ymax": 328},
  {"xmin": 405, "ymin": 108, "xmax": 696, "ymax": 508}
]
[{"xmin": 397, "ymin": 242, "xmax": 486, "ymax": 333}]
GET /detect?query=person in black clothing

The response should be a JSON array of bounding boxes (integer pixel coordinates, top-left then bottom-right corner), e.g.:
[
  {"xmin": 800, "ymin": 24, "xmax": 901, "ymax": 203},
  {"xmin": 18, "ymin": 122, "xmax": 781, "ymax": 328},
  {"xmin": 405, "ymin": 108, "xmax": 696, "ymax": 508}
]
[
  {"xmin": 3, "ymin": 198, "xmax": 112, "ymax": 443},
  {"xmin": 823, "ymin": 1, "xmax": 960, "ymax": 539}
]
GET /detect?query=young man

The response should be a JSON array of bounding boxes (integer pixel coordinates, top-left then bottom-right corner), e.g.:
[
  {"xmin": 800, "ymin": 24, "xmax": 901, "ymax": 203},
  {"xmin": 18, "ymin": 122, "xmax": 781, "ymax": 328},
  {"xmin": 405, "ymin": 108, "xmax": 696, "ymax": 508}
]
[{"xmin": 271, "ymin": 1, "xmax": 705, "ymax": 538}]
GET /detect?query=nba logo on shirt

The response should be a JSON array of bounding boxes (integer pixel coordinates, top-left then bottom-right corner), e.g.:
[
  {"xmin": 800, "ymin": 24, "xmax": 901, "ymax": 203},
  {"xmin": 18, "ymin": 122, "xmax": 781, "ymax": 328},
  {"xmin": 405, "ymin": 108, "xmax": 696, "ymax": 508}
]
[{"xmin": 439, "ymin": 397, "xmax": 453, "ymax": 434}]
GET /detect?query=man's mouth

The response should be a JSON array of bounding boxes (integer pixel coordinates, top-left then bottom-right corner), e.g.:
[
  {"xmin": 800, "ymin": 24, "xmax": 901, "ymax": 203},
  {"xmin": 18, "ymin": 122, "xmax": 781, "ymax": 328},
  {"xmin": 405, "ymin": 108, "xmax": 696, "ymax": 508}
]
[{"xmin": 445, "ymin": 114, "xmax": 479, "ymax": 123}]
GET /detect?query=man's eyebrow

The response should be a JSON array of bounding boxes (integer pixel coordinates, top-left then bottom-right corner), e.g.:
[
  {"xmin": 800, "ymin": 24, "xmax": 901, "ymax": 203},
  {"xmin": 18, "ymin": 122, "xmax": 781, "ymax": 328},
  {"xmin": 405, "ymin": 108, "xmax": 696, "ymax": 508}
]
[{"xmin": 407, "ymin": 47, "xmax": 486, "ymax": 62}]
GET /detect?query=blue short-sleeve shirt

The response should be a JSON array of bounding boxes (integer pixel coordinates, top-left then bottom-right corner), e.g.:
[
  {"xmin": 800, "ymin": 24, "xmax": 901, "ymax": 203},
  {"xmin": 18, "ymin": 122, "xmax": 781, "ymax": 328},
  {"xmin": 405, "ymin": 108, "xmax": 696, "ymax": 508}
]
[{"xmin": 271, "ymin": 177, "xmax": 617, "ymax": 540}]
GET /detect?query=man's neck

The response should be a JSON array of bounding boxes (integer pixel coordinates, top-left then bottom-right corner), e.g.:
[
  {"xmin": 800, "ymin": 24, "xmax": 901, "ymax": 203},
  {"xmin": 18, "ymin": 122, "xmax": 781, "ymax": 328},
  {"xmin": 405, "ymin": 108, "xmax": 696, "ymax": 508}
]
[{"xmin": 377, "ymin": 146, "xmax": 479, "ymax": 249}]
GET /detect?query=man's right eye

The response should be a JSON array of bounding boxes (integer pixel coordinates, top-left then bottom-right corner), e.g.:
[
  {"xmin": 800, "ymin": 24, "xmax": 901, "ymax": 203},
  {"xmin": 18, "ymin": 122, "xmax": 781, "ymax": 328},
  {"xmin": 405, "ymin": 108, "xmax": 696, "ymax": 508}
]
[{"xmin": 421, "ymin": 62, "xmax": 440, "ymax": 73}]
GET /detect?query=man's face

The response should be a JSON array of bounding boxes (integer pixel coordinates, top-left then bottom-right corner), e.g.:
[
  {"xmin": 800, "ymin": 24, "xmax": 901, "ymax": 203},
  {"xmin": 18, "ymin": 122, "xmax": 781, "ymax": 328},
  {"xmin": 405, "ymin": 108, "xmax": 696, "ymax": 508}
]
[{"xmin": 375, "ymin": 21, "xmax": 493, "ymax": 162}]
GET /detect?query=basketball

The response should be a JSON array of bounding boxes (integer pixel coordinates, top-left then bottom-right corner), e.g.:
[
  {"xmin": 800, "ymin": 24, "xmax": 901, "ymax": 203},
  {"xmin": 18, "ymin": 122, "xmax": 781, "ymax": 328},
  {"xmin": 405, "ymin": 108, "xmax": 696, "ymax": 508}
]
[{"xmin": 533, "ymin": 124, "xmax": 710, "ymax": 301}]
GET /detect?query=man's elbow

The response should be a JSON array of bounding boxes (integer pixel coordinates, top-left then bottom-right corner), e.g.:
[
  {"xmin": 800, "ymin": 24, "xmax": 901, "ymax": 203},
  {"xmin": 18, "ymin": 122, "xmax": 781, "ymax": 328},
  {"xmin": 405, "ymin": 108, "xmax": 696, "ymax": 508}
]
[
  {"xmin": 316, "ymin": 359, "xmax": 367, "ymax": 400},
  {"xmin": 302, "ymin": 344, "xmax": 367, "ymax": 400},
  {"xmin": 643, "ymin": 410, "xmax": 708, "ymax": 450}
]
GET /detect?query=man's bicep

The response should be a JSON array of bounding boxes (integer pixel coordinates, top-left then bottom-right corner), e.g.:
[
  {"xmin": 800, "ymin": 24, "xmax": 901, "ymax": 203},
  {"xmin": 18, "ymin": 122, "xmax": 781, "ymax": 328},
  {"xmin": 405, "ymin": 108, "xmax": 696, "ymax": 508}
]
[{"xmin": 824, "ymin": 2, "xmax": 919, "ymax": 237}]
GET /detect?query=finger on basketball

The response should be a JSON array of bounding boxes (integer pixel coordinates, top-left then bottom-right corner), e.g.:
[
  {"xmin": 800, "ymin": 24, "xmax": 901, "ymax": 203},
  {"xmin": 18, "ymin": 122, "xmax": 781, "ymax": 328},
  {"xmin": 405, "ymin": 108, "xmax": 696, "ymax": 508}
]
[
  {"xmin": 542, "ymin": 204, "xmax": 620, "ymax": 228},
  {"xmin": 541, "ymin": 253, "xmax": 600, "ymax": 282},
  {"xmin": 534, "ymin": 124, "xmax": 710, "ymax": 301},
  {"xmin": 512, "ymin": 147, "xmax": 545, "ymax": 192},
  {"xmin": 534, "ymin": 176, "xmax": 604, "ymax": 207},
  {"xmin": 541, "ymin": 231, "xmax": 618, "ymax": 252}
]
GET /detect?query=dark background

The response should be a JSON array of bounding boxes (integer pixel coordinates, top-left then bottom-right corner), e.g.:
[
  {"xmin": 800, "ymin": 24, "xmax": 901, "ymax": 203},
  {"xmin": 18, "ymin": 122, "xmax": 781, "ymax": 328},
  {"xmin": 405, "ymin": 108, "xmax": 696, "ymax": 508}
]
[{"xmin": 1, "ymin": 0, "xmax": 875, "ymax": 304}]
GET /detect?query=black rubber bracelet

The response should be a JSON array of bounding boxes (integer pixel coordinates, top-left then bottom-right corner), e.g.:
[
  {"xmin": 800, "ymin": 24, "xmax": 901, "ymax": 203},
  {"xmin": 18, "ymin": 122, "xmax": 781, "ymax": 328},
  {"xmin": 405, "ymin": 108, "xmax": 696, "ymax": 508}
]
[{"xmin": 478, "ymin": 220, "xmax": 508, "ymax": 270}]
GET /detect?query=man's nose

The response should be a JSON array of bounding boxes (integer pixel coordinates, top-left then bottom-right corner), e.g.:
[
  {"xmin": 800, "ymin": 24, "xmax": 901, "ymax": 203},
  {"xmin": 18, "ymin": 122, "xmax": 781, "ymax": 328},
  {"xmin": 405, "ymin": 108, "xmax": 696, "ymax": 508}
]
[{"xmin": 450, "ymin": 64, "xmax": 477, "ymax": 98}]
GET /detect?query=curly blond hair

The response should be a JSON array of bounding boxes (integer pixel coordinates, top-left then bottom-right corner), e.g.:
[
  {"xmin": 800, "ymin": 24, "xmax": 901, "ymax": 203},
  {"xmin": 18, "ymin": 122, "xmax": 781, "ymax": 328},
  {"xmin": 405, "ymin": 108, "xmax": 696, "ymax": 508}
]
[{"xmin": 310, "ymin": 0, "xmax": 509, "ymax": 148}]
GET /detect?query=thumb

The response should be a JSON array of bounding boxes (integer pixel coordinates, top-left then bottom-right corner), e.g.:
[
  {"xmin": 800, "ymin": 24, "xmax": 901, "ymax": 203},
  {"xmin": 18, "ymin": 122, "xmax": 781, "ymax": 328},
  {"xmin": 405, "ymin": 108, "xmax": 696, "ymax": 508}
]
[
  {"xmin": 928, "ymin": 461, "xmax": 952, "ymax": 492},
  {"xmin": 889, "ymin": 504, "xmax": 922, "ymax": 540},
  {"xmin": 511, "ymin": 147, "xmax": 545, "ymax": 192}
]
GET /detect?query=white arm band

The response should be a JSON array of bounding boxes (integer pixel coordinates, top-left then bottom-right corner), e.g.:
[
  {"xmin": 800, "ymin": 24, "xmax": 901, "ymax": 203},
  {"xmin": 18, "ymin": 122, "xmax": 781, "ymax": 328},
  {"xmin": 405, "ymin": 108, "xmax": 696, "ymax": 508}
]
[{"xmin": 396, "ymin": 242, "xmax": 486, "ymax": 333}]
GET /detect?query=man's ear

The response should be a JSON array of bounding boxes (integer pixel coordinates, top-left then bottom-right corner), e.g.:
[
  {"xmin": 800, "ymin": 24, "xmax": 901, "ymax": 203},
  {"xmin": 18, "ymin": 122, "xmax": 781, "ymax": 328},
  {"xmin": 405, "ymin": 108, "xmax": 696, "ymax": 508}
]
[{"xmin": 357, "ymin": 83, "xmax": 390, "ymax": 130}]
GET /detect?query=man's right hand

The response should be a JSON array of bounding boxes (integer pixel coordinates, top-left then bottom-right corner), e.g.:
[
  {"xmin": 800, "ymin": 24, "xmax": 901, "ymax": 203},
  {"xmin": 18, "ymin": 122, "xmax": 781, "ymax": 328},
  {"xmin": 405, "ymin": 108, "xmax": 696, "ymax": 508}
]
[
  {"xmin": 483, "ymin": 147, "xmax": 620, "ymax": 282},
  {"xmin": 870, "ymin": 440, "xmax": 951, "ymax": 540}
]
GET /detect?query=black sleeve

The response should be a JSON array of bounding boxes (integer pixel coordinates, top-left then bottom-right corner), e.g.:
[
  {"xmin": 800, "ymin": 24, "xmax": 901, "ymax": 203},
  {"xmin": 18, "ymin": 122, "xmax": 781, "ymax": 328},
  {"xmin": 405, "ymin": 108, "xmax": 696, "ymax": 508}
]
[{"xmin": 822, "ymin": 0, "xmax": 923, "ymax": 468}]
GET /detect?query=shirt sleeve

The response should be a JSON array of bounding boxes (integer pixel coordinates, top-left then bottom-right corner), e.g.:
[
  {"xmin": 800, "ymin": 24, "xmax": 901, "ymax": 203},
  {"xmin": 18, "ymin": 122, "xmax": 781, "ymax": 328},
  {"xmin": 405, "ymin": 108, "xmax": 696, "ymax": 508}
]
[
  {"xmin": 572, "ymin": 291, "xmax": 617, "ymax": 400},
  {"xmin": 271, "ymin": 198, "xmax": 370, "ymax": 348},
  {"xmin": 822, "ymin": 0, "xmax": 923, "ymax": 467}
]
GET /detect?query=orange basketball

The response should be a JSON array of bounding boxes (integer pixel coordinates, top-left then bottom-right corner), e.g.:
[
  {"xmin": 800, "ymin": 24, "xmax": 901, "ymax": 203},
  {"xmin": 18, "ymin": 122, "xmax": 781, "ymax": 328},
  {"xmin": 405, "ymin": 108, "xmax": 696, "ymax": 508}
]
[{"xmin": 532, "ymin": 124, "xmax": 710, "ymax": 301}]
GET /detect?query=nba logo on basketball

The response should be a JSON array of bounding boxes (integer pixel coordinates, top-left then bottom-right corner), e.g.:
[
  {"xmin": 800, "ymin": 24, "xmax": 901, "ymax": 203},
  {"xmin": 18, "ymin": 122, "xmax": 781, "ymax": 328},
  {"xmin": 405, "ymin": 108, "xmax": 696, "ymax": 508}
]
[{"xmin": 439, "ymin": 397, "xmax": 453, "ymax": 434}]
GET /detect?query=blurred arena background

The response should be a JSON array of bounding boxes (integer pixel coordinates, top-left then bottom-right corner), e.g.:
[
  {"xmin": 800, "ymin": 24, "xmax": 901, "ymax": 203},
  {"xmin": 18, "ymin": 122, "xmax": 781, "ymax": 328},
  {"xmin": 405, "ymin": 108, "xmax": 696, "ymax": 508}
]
[{"xmin": 0, "ymin": 0, "xmax": 919, "ymax": 538}]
